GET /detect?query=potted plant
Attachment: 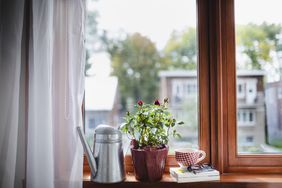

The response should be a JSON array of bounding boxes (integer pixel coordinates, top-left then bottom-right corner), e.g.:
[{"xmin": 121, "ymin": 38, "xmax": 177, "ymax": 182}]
[{"xmin": 120, "ymin": 98, "xmax": 184, "ymax": 182}]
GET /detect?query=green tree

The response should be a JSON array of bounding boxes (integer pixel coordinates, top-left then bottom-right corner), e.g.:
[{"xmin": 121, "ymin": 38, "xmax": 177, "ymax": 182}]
[
  {"xmin": 85, "ymin": 0, "xmax": 99, "ymax": 76},
  {"xmin": 106, "ymin": 33, "xmax": 161, "ymax": 110},
  {"xmin": 182, "ymin": 97, "xmax": 198, "ymax": 131},
  {"xmin": 85, "ymin": 50, "xmax": 92, "ymax": 76},
  {"xmin": 172, "ymin": 96, "xmax": 198, "ymax": 143},
  {"xmin": 162, "ymin": 27, "xmax": 197, "ymax": 70},
  {"xmin": 236, "ymin": 22, "xmax": 282, "ymax": 69}
]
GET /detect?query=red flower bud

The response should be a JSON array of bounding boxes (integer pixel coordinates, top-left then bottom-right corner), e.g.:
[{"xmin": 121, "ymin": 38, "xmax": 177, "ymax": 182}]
[
  {"xmin": 137, "ymin": 100, "xmax": 143, "ymax": 106},
  {"xmin": 130, "ymin": 139, "xmax": 139, "ymax": 149},
  {"xmin": 154, "ymin": 99, "xmax": 161, "ymax": 106}
]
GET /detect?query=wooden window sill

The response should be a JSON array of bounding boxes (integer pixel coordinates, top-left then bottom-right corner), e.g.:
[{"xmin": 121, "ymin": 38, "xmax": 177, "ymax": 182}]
[{"xmin": 83, "ymin": 172, "xmax": 282, "ymax": 188}]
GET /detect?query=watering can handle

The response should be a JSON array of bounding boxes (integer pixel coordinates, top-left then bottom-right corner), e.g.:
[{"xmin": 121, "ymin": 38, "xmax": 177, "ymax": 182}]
[{"xmin": 77, "ymin": 126, "xmax": 97, "ymax": 179}]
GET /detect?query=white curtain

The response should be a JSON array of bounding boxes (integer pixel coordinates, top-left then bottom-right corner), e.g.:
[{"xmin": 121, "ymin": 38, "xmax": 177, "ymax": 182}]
[
  {"xmin": 0, "ymin": 1, "xmax": 26, "ymax": 187},
  {"xmin": 0, "ymin": 0, "xmax": 85, "ymax": 188}
]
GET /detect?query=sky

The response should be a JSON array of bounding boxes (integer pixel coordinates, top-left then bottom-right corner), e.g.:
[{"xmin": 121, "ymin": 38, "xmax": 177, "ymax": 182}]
[
  {"xmin": 89, "ymin": 0, "xmax": 282, "ymax": 49},
  {"xmin": 235, "ymin": 0, "xmax": 282, "ymax": 25},
  {"xmin": 88, "ymin": 0, "xmax": 196, "ymax": 50}
]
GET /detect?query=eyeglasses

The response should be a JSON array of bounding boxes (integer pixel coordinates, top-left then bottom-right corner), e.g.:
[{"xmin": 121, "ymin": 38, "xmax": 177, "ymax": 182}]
[{"xmin": 187, "ymin": 163, "xmax": 215, "ymax": 174}]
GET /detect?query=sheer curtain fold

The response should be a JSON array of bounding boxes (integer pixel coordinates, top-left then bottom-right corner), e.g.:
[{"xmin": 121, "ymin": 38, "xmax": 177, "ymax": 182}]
[
  {"xmin": 0, "ymin": 0, "xmax": 85, "ymax": 188},
  {"xmin": 0, "ymin": 1, "xmax": 25, "ymax": 188},
  {"xmin": 52, "ymin": 0, "xmax": 85, "ymax": 187},
  {"xmin": 27, "ymin": 0, "xmax": 55, "ymax": 187}
]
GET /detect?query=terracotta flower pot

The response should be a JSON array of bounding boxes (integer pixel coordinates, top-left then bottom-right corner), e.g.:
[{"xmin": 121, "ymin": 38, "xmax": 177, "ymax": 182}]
[{"xmin": 131, "ymin": 146, "xmax": 168, "ymax": 182}]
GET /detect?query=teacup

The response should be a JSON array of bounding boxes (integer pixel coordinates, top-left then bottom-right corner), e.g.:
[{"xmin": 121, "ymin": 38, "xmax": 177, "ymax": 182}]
[{"xmin": 175, "ymin": 148, "xmax": 206, "ymax": 168}]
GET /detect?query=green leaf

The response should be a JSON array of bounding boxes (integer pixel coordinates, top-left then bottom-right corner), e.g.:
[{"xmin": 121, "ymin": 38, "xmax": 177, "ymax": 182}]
[
  {"xmin": 177, "ymin": 121, "xmax": 184, "ymax": 125},
  {"xmin": 119, "ymin": 99, "xmax": 184, "ymax": 147}
]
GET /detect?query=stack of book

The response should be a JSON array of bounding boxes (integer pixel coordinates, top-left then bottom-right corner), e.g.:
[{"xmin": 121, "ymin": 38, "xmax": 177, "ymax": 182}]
[{"xmin": 170, "ymin": 167, "xmax": 220, "ymax": 183}]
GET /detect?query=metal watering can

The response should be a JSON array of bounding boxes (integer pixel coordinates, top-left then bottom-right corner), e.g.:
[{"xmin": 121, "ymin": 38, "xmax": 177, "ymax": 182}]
[{"xmin": 77, "ymin": 125, "xmax": 125, "ymax": 183}]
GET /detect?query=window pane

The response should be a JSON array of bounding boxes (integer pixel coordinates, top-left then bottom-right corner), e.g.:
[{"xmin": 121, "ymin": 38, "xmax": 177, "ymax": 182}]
[
  {"xmin": 85, "ymin": 0, "xmax": 198, "ymax": 153},
  {"xmin": 235, "ymin": 0, "xmax": 282, "ymax": 154}
]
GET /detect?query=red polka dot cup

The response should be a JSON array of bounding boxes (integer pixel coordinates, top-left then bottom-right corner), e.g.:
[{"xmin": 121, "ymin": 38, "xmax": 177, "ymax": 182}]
[{"xmin": 175, "ymin": 148, "xmax": 206, "ymax": 168}]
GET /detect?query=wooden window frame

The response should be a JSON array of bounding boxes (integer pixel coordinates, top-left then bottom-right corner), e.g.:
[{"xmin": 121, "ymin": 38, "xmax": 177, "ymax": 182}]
[{"xmin": 211, "ymin": 0, "xmax": 282, "ymax": 173}]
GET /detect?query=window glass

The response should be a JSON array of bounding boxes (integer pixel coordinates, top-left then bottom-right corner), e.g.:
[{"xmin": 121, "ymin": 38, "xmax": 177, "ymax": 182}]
[
  {"xmin": 235, "ymin": 0, "xmax": 282, "ymax": 153},
  {"xmin": 85, "ymin": 0, "xmax": 198, "ymax": 153}
]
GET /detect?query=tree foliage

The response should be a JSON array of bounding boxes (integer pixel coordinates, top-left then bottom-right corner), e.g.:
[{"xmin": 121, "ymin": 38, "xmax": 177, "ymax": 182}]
[
  {"xmin": 85, "ymin": 50, "xmax": 92, "ymax": 75},
  {"xmin": 85, "ymin": 0, "xmax": 99, "ymax": 76},
  {"xmin": 106, "ymin": 33, "xmax": 161, "ymax": 110},
  {"xmin": 162, "ymin": 27, "xmax": 197, "ymax": 70},
  {"xmin": 236, "ymin": 22, "xmax": 282, "ymax": 69}
]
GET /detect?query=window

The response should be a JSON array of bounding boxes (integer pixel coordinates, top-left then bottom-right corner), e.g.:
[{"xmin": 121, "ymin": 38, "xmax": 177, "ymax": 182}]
[
  {"xmin": 246, "ymin": 136, "xmax": 254, "ymax": 143},
  {"xmin": 238, "ymin": 85, "xmax": 242, "ymax": 92},
  {"xmin": 237, "ymin": 110, "xmax": 256, "ymax": 126},
  {"xmin": 249, "ymin": 112, "xmax": 253, "ymax": 122},
  {"xmin": 84, "ymin": 0, "xmax": 211, "ymax": 168},
  {"xmin": 83, "ymin": 0, "xmax": 282, "ymax": 174},
  {"xmin": 235, "ymin": 0, "xmax": 282, "ymax": 154},
  {"xmin": 242, "ymin": 112, "xmax": 246, "ymax": 122},
  {"xmin": 237, "ymin": 79, "xmax": 245, "ymax": 98},
  {"xmin": 171, "ymin": 79, "xmax": 197, "ymax": 103},
  {"xmin": 216, "ymin": 0, "xmax": 282, "ymax": 173},
  {"xmin": 237, "ymin": 84, "xmax": 243, "ymax": 95}
]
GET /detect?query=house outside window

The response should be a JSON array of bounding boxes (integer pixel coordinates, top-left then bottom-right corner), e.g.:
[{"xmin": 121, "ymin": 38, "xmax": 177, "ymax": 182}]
[
  {"xmin": 237, "ymin": 109, "xmax": 256, "ymax": 126},
  {"xmin": 246, "ymin": 136, "xmax": 254, "ymax": 143},
  {"xmin": 88, "ymin": 118, "xmax": 95, "ymax": 129},
  {"xmin": 237, "ymin": 79, "xmax": 245, "ymax": 99}
]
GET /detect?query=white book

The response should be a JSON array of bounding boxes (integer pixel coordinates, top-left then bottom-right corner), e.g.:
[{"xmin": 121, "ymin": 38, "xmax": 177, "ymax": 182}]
[
  {"xmin": 170, "ymin": 167, "xmax": 220, "ymax": 178},
  {"xmin": 171, "ymin": 173, "xmax": 220, "ymax": 183}
]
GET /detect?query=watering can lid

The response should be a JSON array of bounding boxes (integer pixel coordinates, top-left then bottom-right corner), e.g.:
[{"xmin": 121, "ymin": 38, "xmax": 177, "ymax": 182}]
[
  {"xmin": 94, "ymin": 125, "xmax": 122, "ymax": 143},
  {"xmin": 95, "ymin": 124, "xmax": 122, "ymax": 136},
  {"xmin": 95, "ymin": 124, "xmax": 120, "ymax": 134}
]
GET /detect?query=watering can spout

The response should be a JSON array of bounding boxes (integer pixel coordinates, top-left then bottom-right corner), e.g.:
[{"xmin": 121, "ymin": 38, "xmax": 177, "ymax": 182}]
[{"xmin": 77, "ymin": 126, "xmax": 97, "ymax": 179}]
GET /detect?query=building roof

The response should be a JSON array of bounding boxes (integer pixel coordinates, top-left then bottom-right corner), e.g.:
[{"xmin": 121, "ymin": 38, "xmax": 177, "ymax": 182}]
[
  {"xmin": 236, "ymin": 70, "xmax": 265, "ymax": 76},
  {"xmin": 159, "ymin": 70, "xmax": 265, "ymax": 77},
  {"xmin": 159, "ymin": 70, "xmax": 197, "ymax": 77},
  {"xmin": 85, "ymin": 76, "xmax": 118, "ymax": 111}
]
